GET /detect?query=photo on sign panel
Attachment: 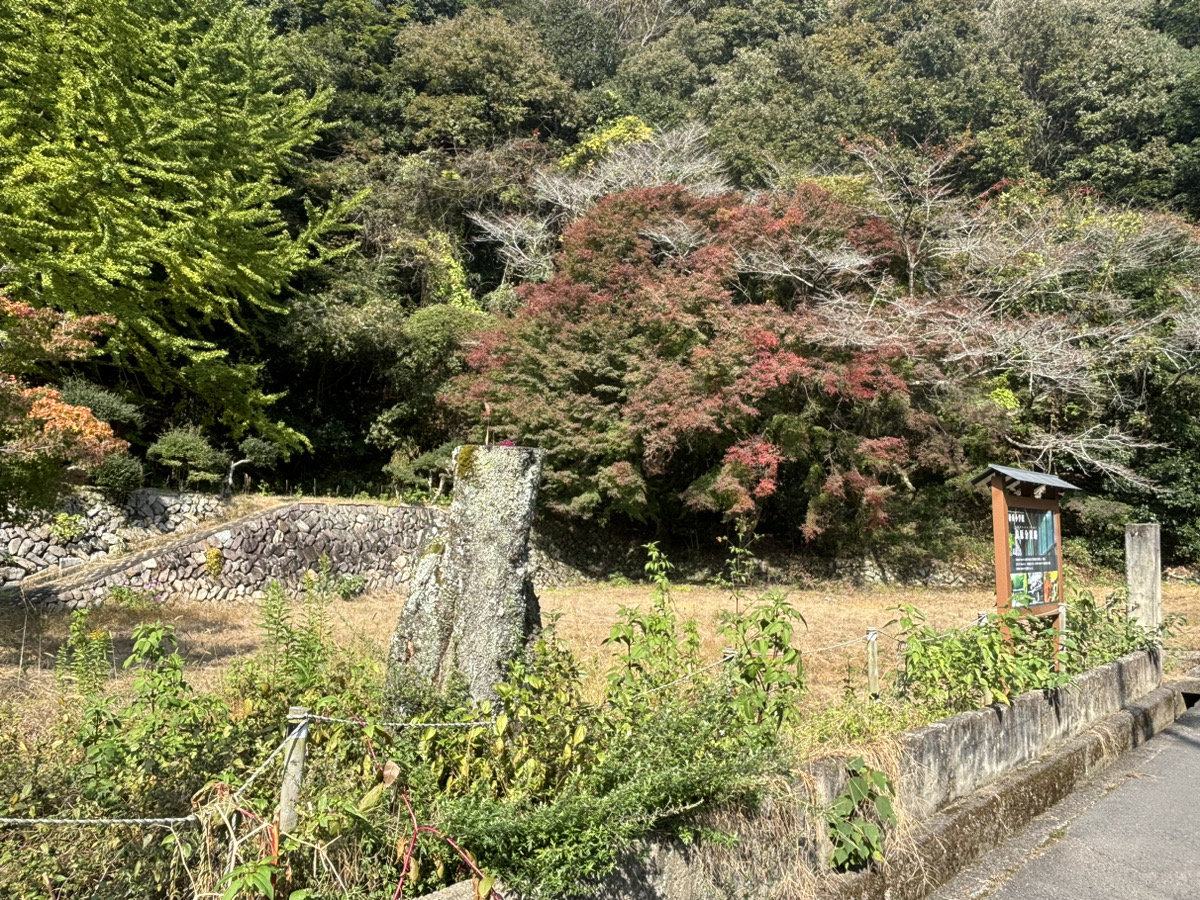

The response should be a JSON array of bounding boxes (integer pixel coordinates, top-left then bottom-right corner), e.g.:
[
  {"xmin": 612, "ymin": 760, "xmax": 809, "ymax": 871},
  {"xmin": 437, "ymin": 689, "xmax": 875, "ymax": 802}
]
[{"xmin": 1007, "ymin": 507, "xmax": 1059, "ymax": 606}]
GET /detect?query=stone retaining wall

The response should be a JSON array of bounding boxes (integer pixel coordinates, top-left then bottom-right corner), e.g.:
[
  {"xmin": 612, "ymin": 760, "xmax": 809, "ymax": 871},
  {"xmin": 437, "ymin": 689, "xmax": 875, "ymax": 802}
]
[
  {"xmin": 1, "ymin": 489, "xmax": 228, "ymax": 591},
  {"xmin": 3, "ymin": 492, "xmax": 990, "ymax": 598},
  {"xmin": 18, "ymin": 502, "xmax": 448, "ymax": 611}
]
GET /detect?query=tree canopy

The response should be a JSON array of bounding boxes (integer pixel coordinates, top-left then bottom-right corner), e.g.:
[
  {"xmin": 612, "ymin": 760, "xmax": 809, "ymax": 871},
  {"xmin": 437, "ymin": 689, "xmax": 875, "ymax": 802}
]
[
  {"xmin": 7, "ymin": 0, "xmax": 1200, "ymax": 563},
  {"xmin": 0, "ymin": 0, "xmax": 340, "ymax": 448}
]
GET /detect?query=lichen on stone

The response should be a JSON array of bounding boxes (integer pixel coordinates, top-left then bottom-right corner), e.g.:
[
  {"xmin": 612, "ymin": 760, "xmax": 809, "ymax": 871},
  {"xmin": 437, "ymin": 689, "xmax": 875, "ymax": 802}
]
[{"xmin": 455, "ymin": 444, "xmax": 478, "ymax": 482}]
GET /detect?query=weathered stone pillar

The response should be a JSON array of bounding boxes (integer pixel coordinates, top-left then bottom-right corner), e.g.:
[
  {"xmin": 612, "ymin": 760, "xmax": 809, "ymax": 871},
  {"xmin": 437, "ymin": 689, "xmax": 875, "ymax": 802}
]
[
  {"xmin": 388, "ymin": 445, "xmax": 544, "ymax": 702},
  {"xmin": 1125, "ymin": 523, "xmax": 1162, "ymax": 630}
]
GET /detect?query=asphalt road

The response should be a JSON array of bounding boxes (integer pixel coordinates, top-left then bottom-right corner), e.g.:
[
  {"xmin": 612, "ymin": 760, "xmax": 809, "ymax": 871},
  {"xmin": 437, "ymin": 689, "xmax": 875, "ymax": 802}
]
[{"xmin": 931, "ymin": 704, "xmax": 1200, "ymax": 900}]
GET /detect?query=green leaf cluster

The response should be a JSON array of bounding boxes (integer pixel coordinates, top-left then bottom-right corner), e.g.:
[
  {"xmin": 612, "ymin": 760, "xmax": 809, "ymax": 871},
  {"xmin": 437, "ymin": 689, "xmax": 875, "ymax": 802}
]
[
  {"xmin": 0, "ymin": 0, "xmax": 340, "ymax": 446},
  {"xmin": 893, "ymin": 587, "xmax": 1169, "ymax": 713},
  {"xmin": 826, "ymin": 757, "xmax": 897, "ymax": 872}
]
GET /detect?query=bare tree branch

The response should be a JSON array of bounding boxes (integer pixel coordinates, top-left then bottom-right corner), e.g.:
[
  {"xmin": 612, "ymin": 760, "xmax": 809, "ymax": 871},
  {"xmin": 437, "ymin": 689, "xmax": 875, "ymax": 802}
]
[
  {"xmin": 534, "ymin": 124, "xmax": 730, "ymax": 220},
  {"xmin": 1007, "ymin": 426, "xmax": 1164, "ymax": 490},
  {"xmin": 468, "ymin": 213, "xmax": 556, "ymax": 282}
]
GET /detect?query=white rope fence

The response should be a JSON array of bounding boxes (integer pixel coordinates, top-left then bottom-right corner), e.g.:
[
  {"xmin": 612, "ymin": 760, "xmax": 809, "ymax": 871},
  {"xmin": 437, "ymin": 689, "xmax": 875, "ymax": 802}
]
[
  {"xmin": 0, "ymin": 712, "xmax": 492, "ymax": 830},
  {"xmin": 306, "ymin": 714, "xmax": 495, "ymax": 729},
  {"xmin": 0, "ymin": 610, "xmax": 1000, "ymax": 830},
  {"xmin": 806, "ymin": 635, "xmax": 869, "ymax": 654}
]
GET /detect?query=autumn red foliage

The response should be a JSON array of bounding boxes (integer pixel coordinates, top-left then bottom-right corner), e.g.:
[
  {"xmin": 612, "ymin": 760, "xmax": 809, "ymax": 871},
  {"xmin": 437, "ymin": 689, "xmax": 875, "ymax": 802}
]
[
  {"xmin": 450, "ymin": 185, "xmax": 927, "ymax": 536},
  {"xmin": 0, "ymin": 295, "xmax": 126, "ymax": 516}
]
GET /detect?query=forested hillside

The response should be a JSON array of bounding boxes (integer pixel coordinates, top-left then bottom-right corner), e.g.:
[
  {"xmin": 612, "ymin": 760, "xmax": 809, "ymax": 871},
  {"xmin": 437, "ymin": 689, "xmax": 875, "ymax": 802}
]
[{"xmin": 6, "ymin": 0, "xmax": 1200, "ymax": 564}]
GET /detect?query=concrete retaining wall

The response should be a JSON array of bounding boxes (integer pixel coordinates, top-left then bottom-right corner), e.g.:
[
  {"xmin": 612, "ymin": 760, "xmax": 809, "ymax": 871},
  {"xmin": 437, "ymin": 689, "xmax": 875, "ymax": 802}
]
[
  {"xmin": 593, "ymin": 650, "xmax": 1165, "ymax": 900},
  {"xmin": 892, "ymin": 650, "xmax": 1162, "ymax": 821},
  {"xmin": 828, "ymin": 678, "xmax": 1188, "ymax": 900},
  {"xmin": 17, "ymin": 501, "xmax": 448, "ymax": 611}
]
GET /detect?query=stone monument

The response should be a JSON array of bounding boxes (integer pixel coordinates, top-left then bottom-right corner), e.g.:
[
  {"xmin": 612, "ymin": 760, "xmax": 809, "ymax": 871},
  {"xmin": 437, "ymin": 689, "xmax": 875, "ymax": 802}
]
[{"xmin": 388, "ymin": 444, "xmax": 544, "ymax": 702}]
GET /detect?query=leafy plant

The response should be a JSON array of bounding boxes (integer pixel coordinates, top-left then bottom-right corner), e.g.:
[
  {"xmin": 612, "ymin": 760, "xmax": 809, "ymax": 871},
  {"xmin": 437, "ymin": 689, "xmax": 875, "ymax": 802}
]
[
  {"xmin": 105, "ymin": 582, "xmax": 162, "ymax": 611},
  {"xmin": 1064, "ymin": 588, "xmax": 1177, "ymax": 670},
  {"xmin": 301, "ymin": 556, "xmax": 366, "ymax": 602},
  {"xmin": 218, "ymin": 857, "xmax": 278, "ymax": 900},
  {"xmin": 7, "ymin": 546, "xmax": 795, "ymax": 900},
  {"xmin": 93, "ymin": 453, "xmax": 145, "ymax": 501},
  {"xmin": 58, "ymin": 378, "xmax": 144, "ymax": 428},
  {"xmin": 712, "ymin": 528, "xmax": 760, "ymax": 615},
  {"xmin": 605, "ymin": 542, "xmax": 702, "ymax": 696},
  {"xmin": 250, "ymin": 581, "xmax": 329, "ymax": 695},
  {"xmin": 719, "ymin": 589, "xmax": 806, "ymax": 738},
  {"xmin": 205, "ymin": 546, "xmax": 225, "ymax": 579},
  {"xmin": 825, "ymin": 757, "xmax": 897, "ymax": 872},
  {"xmin": 48, "ymin": 512, "xmax": 86, "ymax": 543},
  {"xmin": 55, "ymin": 609, "xmax": 111, "ymax": 696},
  {"xmin": 148, "ymin": 427, "xmax": 230, "ymax": 491},
  {"xmin": 893, "ymin": 605, "xmax": 1069, "ymax": 710}
]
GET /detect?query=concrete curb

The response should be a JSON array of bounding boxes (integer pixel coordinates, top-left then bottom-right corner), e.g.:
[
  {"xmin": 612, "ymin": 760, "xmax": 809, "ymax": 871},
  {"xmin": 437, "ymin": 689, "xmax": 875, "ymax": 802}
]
[{"xmin": 823, "ymin": 678, "xmax": 1197, "ymax": 900}]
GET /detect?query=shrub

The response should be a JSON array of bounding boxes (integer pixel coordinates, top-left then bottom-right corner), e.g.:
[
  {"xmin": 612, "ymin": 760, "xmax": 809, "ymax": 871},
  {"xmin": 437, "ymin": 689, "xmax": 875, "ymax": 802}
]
[
  {"xmin": 48, "ymin": 512, "xmax": 86, "ymax": 543},
  {"xmin": 147, "ymin": 427, "xmax": 228, "ymax": 491},
  {"xmin": 1064, "ymin": 588, "xmax": 1175, "ymax": 670},
  {"xmin": 893, "ymin": 605, "xmax": 1067, "ymax": 710},
  {"xmin": 55, "ymin": 609, "xmax": 111, "ymax": 696},
  {"xmin": 894, "ymin": 588, "xmax": 1171, "ymax": 712},
  {"xmin": 58, "ymin": 378, "xmax": 143, "ymax": 428},
  {"xmin": 2, "ymin": 545, "xmax": 811, "ymax": 900},
  {"xmin": 92, "ymin": 453, "xmax": 145, "ymax": 501}
]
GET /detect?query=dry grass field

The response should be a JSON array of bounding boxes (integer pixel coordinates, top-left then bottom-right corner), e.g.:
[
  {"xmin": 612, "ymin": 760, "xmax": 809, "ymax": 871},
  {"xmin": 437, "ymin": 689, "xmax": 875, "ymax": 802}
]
[{"xmin": 4, "ymin": 576, "xmax": 1198, "ymax": 724}]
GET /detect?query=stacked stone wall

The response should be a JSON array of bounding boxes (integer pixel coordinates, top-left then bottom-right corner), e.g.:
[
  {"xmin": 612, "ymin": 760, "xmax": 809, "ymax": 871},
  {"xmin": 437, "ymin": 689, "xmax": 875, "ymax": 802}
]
[
  {"xmin": 17, "ymin": 501, "xmax": 447, "ymax": 611},
  {"xmin": 1, "ymin": 489, "xmax": 228, "ymax": 591}
]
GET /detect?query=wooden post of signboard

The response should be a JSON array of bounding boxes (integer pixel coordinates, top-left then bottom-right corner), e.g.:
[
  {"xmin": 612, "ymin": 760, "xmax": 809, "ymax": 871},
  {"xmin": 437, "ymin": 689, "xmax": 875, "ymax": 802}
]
[{"xmin": 991, "ymin": 475, "xmax": 1010, "ymax": 614}]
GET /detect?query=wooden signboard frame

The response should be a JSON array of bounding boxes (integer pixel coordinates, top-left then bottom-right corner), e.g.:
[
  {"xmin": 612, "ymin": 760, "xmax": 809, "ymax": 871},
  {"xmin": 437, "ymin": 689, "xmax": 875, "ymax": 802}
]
[{"xmin": 989, "ymin": 474, "xmax": 1067, "ymax": 668}]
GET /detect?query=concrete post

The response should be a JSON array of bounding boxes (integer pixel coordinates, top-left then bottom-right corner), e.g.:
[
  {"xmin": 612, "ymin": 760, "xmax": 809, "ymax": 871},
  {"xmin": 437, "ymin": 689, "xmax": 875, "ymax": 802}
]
[
  {"xmin": 278, "ymin": 705, "xmax": 309, "ymax": 836},
  {"xmin": 866, "ymin": 628, "xmax": 879, "ymax": 697},
  {"xmin": 1125, "ymin": 523, "xmax": 1162, "ymax": 630}
]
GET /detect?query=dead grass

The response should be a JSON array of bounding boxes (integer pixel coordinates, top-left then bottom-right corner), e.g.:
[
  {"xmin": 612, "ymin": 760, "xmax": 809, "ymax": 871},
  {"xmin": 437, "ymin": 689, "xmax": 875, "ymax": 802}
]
[
  {"xmin": 0, "ymin": 588, "xmax": 399, "ymax": 731},
  {"xmin": 540, "ymin": 581, "xmax": 1002, "ymax": 708},
  {"xmin": 6, "ymin": 576, "xmax": 1193, "ymax": 719}
]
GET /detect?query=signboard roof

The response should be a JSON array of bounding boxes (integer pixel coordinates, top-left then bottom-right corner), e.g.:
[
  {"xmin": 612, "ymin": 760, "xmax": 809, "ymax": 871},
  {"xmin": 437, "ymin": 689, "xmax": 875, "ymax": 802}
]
[{"xmin": 969, "ymin": 464, "xmax": 1078, "ymax": 492}]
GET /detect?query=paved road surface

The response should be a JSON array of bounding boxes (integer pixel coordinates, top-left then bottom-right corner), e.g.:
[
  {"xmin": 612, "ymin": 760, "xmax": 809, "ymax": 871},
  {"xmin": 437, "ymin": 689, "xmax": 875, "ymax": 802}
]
[{"xmin": 931, "ymin": 705, "xmax": 1200, "ymax": 900}]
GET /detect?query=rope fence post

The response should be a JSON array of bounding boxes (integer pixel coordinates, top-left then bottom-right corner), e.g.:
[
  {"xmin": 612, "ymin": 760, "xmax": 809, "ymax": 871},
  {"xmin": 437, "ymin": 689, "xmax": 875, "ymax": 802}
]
[
  {"xmin": 977, "ymin": 610, "xmax": 989, "ymax": 627},
  {"xmin": 278, "ymin": 706, "xmax": 310, "ymax": 836},
  {"xmin": 866, "ymin": 628, "xmax": 879, "ymax": 698},
  {"xmin": 1055, "ymin": 602, "xmax": 1068, "ymax": 673}
]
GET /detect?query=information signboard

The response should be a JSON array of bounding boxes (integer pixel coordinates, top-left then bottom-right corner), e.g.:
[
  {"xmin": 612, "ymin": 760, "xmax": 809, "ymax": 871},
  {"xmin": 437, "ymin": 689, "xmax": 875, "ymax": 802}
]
[
  {"xmin": 974, "ymin": 464, "xmax": 1076, "ymax": 671},
  {"xmin": 1006, "ymin": 506, "xmax": 1060, "ymax": 607}
]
